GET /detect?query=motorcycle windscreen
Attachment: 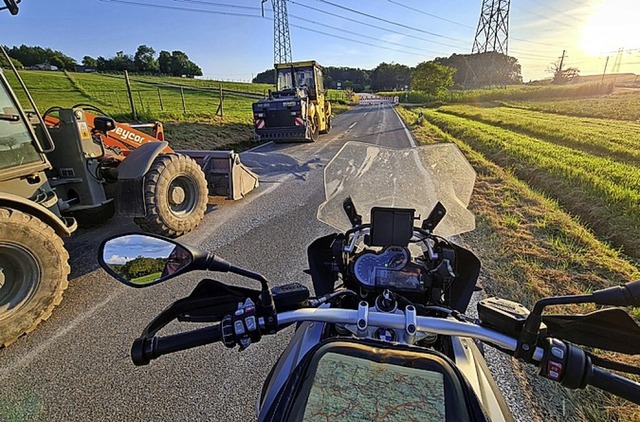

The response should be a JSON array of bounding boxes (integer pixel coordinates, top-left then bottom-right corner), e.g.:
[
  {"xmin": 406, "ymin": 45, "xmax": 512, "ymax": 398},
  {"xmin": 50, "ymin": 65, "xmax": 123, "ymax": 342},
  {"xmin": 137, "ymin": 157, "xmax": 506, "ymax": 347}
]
[
  {"xmin": 317, "ymin": 142, "xmax": 476, "ymax": 238},
  {"xmin": 271, "ymin": 341, "xmax": 486, "ymax": 422}
]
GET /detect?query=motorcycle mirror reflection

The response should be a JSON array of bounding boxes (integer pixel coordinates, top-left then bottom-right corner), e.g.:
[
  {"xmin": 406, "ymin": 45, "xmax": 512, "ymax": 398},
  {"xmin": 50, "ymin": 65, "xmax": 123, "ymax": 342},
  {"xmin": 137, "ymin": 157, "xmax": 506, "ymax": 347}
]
[{"xmin": 99, "ymin": 234, "xmax": 193, "ymax": 287}]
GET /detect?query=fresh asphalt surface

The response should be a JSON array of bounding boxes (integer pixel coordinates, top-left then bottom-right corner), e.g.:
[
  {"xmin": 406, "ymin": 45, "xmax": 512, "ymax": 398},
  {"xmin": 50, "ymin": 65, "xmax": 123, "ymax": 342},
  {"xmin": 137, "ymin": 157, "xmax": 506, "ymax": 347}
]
[{"xmin": 0, "ymin": 99, "xmax": 419, "ymax": 421}]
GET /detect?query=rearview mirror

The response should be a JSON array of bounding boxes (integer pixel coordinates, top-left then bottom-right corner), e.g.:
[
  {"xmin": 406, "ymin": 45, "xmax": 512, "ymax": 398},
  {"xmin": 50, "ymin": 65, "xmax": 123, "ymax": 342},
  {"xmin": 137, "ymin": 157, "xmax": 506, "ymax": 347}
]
[
  {"xmin": 99, "ymin": 234, "xmax": 193, "ymax": 287},
  {"xmin": 93, "ymin": 116, "xmax": 116, "ymax": 133}
]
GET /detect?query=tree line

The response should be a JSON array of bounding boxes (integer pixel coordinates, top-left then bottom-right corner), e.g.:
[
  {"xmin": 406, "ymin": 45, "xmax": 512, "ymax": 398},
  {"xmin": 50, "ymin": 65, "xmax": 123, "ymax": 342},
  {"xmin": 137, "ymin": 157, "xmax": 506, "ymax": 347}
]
[
  {"xmin": 111, "ymin": 256, "xmax": 166, "ymax": 280},
  {"xmin": 1, "ymin": 44, "xmax": 203, "ymax": 77},
  {"xmin": 253, "ymin": 52, "xmax": 525, "ymax": 93}
]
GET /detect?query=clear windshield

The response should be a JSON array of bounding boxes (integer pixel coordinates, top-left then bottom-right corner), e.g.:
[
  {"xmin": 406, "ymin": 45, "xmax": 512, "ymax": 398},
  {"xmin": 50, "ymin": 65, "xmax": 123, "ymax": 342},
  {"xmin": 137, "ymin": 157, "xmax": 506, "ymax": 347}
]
[
  {"xmin": 317, "ymin": 142, "xmax": 476, "ymax": 238},
  {"xmin": 277, "ymin": 67, "xmax": 314, "ymax": 91},
  {"xmin": 0, "ymin": 71, "xmax": 41, "ymax": 170}
]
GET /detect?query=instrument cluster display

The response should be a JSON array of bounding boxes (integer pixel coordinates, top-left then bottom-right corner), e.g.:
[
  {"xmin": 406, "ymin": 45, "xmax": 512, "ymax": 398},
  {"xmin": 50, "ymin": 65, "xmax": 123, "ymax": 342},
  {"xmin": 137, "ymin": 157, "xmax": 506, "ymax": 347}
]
[{"xmin": 353, "ymin": 246, "xmax": 424, "ymax": 292}]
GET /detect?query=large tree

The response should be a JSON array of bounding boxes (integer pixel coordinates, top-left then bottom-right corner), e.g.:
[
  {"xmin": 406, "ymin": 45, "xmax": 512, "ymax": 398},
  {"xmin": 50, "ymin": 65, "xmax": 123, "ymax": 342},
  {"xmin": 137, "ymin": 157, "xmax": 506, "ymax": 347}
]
[
  {"xmin": 436, "ymin": 52, "xmax": 522, "ymax": 88},
  {"xmin": 369, "ymin": 62, "xmax": 412, "ymax": 91},
  {"xmin": 0, "ymin": 53, "xmax": 23, "ymax": 69},
  {"xmin": 134, "ymin": 44, "xmax": 158, "ymax": 73},
  {"xmin": 169, "ymin": 50, "xmax": 201, "ymax": 77},
  {"xmin": 549, "ymin": 59, "xmax": 579, "ymax": 85},
  {"xmin": 82, "ymin": 55, "xmax": 97, "ymax": 67},
  {"xmin": 158, "ymin": 50, "xmax": 172, "ymax": 74},
  {"xmin": 325, "ymin": 66, "xmax": 369, "ymax": 92},
  {"xmin": 411, "ymin": 61, "xmax": 455, "ymax": 95},
  {"xmin": 6, "ymin": 45, "xmax": 77, "ymax": 70},
  {"xmin": 253, "ymin": 68, "xmax": 275, "ymax": 84},
  {"xmin": 104, "ymin": 51, "xmax": 135, "ymax": 72}
]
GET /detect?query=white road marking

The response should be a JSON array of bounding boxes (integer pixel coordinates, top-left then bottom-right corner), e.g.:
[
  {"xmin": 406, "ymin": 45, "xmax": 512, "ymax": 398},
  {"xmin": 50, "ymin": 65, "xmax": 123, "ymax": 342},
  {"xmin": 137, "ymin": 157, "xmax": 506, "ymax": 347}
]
[
  {"xmin": 348, "ymin": 122, "xmax": 358, "ymax": 130},
  {"xmin": 392, "ymin": 106, "xmax": 417, "ymax": 147},
  {"xmin": 246, "ymin": 141, "xmax": 274, "ymax": 152},
  {"xmin": 0, "ymin": 292, "xmax": 124, "ymax": 381}
]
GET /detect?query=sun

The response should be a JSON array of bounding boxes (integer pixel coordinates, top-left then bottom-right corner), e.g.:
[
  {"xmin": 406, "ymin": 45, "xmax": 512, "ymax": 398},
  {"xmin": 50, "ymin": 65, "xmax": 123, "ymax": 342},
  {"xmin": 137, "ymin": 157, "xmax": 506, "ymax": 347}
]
[{"xmin": 580, "ymin": 0, "xmax": 640, "ymax": 56}]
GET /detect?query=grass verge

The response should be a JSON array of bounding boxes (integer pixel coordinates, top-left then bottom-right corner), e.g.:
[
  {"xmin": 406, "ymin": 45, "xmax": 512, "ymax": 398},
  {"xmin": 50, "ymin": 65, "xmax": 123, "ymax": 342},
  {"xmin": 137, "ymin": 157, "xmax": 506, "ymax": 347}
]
[{"xmin": 398, "ymin": 105, "xmax": 640, "ymax": 421}]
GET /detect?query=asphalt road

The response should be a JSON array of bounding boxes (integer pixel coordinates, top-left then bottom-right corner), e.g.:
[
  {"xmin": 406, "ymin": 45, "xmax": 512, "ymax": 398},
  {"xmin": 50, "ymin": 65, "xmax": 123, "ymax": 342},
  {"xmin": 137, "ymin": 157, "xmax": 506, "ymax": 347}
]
[{"xmin": 0, "ymin": 101, "xmax": 415, "ymax": 421}]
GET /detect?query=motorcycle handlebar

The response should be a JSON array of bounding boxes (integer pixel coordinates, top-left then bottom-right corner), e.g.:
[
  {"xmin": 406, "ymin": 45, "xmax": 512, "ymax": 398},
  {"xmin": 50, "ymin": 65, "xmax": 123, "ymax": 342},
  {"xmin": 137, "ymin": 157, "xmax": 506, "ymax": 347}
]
[
  {"xmin": 131, "ymin": 324, "xmax": 221, "ymax": 366},
  {"xmin": 131, "ymin": 307, "xmax": 640, "ymax": 405},
  {"xmin": 589, "ymin": 366, "xmax": 640, "ymax": 405}
]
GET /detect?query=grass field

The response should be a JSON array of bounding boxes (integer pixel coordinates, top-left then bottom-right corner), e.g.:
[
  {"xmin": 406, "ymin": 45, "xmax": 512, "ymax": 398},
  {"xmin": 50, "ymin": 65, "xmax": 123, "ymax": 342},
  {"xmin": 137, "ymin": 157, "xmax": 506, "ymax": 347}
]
[
  {"xmin": 398, "ymin": 86, "xmax": 640, "ymax": 419},
  {"xmin": 506, "ymin": 88, "xmax": 640, "ymax": 121},
  {"xmin": 379, "ymin": 82, "xmax": 615, "ymax": 106},
  {"xmin": 131, "ymin": 272, "xmax": 162, "ymax": 285},
  {"xmin": 6, "ymin": 70, "xmax": 351, "ymax": 149},
  {"xmin": 413, "ymin": 100, "xmax": 640, "ymax": 260}
]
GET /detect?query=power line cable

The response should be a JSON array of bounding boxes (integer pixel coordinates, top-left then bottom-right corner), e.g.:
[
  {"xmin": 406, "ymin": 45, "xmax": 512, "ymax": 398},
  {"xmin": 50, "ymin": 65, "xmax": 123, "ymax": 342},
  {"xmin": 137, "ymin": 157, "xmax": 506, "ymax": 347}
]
[
  {"xmin": 98, "ymin": 0, "xmax": 263, "ymax": 18},
  {"xmin": 289, "ymin": 12, "xmax": 447, "ymax": 55},
  {"xmin": 386, "ymin": 0, "xmax": 474, "ymax": 29},
  {"xmin": 311, "ymin": 0, "xmax": 463, "ymax": 41},
  {"xmin": 311, "ymin": 0, "xmax": 560, "ymax": 50},
  {"xmin": 171, "ymin": 0, "xmax": 257, "ymax": 11},
  {"xmin": 284, "ymin": 0, "xmax": 470, "ymax": 50},
  {"xmin": 98, "ymin": 0, "xmax": 428, "ymax": 57}
]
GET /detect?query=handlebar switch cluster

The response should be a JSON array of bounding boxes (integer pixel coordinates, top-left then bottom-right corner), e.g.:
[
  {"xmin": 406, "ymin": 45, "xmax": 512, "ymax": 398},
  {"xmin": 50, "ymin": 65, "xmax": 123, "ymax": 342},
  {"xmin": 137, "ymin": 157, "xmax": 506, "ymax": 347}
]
[
  {"xmin": 221, "ymin": 298, "xmax": 261, "ymax": 350},
  {"xmin": 540, "ymin": 338, "xmax": 567, "ymax": 382},
  {"xmin": 539, "ymin": 338, "xmax": 591, "ymax": 389}
]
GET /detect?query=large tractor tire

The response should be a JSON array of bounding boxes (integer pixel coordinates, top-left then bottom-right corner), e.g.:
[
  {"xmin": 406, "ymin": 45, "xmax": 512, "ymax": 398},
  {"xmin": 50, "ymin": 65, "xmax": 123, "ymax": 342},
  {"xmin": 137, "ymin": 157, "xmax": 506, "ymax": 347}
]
[
  {"xmin": 0, "ymin": 208, "xmax": 70, "ymax": 347},
  {"xmin": 134, "ymin": 153, "xmax": 208, "ymax": 238}
]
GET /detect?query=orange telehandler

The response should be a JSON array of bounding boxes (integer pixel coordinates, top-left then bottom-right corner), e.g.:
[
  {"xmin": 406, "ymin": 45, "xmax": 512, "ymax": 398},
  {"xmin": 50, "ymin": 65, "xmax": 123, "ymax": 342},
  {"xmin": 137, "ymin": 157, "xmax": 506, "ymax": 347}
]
[{"xmin": 41, "ymin": 105, "xmax": 258, "ymax": 235}]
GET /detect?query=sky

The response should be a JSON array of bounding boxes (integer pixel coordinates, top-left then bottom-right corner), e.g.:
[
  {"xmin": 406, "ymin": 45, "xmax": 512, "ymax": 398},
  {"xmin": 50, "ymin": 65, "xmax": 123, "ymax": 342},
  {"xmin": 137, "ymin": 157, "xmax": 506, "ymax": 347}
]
[
  {"xmin": 103, "ymin": 235, "xmax": 176, "ymax": 264},
  {"xmin": 2, "ymin": 0, "xmax": 640, "ymax": 82}
]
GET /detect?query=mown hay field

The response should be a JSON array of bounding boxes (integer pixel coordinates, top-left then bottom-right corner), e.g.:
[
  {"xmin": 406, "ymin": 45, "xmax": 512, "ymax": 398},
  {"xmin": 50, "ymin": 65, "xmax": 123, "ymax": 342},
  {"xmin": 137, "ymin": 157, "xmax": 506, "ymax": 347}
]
[{"xmin": 398, "ymin": 87, "xmax": 640, "ymax": 420}]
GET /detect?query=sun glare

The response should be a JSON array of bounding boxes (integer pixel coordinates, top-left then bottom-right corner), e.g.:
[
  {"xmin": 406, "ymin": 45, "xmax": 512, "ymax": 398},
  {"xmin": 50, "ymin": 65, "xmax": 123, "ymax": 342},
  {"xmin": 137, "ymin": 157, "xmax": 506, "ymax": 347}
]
[{"xmin": 580, "ymin": 0, "xmax": 640, "ymax": 56}]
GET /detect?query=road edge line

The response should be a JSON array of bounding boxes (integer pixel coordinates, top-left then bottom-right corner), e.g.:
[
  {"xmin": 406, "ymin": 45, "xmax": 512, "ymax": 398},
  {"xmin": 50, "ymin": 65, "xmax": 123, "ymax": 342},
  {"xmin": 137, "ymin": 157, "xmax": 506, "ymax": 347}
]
[{"xmin": 392, "ymin": 105, "xmax": 417, "ymax": 147}]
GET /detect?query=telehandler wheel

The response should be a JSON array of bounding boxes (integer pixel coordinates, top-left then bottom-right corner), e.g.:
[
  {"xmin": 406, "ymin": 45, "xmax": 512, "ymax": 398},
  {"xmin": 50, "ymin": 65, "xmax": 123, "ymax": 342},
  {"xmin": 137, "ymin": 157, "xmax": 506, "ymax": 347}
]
[
  {"xmin": 134, "ymin": 153, "xmax": 208, "ymax": 238},
  {"xmin": 0, "ymin": 208, "xmax": 70, "ymax": 348}
]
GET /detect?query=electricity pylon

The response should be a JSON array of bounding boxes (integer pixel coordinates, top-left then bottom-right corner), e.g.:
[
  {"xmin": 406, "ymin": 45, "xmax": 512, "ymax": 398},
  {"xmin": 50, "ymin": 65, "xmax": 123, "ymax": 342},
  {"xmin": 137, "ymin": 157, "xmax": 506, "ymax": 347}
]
[{"xmin": 472, "ymin": 0, "xmax": 511, "ymax": 55}]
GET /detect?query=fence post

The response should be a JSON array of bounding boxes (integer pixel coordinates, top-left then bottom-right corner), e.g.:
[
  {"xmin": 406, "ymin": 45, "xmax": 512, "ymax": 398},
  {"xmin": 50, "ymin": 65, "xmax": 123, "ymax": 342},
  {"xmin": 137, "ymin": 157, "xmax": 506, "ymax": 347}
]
[
  {"xmin": 157, "ymin": 88, "xmax": 164, "ymax": 111},
  {"xmin": 137, "ymin": 91, "xmax": 145, "ymax": 112},
  {"xmin": 124, "ymin": 70, "xmax": 137, "ymax": 120},
  {"xmin": 181, "ymin": 87, "xmax": 187, "ymax": 114},
  {"xmin": 216, "ymin": 84, "xmax": 224, "ymax": 117}
]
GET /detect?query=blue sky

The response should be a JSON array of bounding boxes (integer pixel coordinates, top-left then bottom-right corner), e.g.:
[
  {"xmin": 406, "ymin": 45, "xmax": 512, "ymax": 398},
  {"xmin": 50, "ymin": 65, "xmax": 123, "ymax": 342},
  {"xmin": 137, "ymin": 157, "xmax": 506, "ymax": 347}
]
[
  {"xmin": 2, "ymin": 0, "xmax": 639, "ymax": 82},
  {"xmin": 103, "ymin": 235, "xmax": 176, "ymax": 264}
]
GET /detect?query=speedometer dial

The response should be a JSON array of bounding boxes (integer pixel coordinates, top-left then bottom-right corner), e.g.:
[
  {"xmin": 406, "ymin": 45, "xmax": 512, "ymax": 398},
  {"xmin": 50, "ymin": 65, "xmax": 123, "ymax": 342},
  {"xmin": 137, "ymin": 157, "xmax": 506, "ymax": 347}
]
[{"xmin": 353, "ymin": 246, "xmax": 409, "ymax": 287}]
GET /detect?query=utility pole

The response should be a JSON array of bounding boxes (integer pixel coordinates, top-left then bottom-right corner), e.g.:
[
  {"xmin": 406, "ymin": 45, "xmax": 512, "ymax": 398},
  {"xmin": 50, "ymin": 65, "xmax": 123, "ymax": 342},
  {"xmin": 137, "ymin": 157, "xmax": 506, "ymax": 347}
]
[
  {"xmin": 558, "ymin": 50, "xmax": 566, "ymax": 74},
  {"xmin": 612, "ymin": 48, "xmax": 624, "ymax": 73},
  {"xmin": 602, "ymin": 56, "xmax": 610, "ymax": 82}
]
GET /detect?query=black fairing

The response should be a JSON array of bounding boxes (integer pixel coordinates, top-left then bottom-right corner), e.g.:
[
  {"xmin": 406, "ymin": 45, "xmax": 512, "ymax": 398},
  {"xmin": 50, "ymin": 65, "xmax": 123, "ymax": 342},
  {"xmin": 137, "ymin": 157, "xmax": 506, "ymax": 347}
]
[
  {"xmin": 176, "ymin": 279, "xmax": 261, "ymax": 323},
  {"xmin": 446, "ymin": 244, "xmax": 481, "ymax": 312},
  {"xmin": 307, "ymin": 234, "xmax": 341, "ymax": 296},
  {"xmin": 543, "ymin": 308, "xmax": 640, "ymax": 355}
]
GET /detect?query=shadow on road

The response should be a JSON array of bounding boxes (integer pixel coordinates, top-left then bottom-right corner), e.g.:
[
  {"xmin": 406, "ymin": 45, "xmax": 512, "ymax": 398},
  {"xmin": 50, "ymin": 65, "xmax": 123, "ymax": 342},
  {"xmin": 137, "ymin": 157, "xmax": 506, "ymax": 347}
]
[{"xmin": 240, "ymin": 151, "xmax": 322, "ymax": 181}]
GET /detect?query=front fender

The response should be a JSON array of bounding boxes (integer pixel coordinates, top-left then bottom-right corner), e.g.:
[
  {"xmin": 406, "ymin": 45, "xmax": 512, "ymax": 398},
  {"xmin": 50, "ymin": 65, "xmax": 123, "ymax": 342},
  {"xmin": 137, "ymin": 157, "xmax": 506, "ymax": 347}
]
[
  {"xmin": 0, "ymin": 192, "xmax": 76, "ymax": 237},
  {"xmin": 115, "ymin": 141, "xmax": 168, "ymax": 217}
]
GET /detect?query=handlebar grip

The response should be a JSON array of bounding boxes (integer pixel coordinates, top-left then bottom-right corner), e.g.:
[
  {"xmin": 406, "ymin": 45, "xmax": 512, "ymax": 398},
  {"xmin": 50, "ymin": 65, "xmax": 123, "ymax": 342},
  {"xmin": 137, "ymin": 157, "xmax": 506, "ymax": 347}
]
[
  {"xmin": 589, "ymin": 366, "xmax": 640, "ymax": 405},
  {"xmin": 131, "ymin": 324, "xmax": 221, "ymax": 366}
]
